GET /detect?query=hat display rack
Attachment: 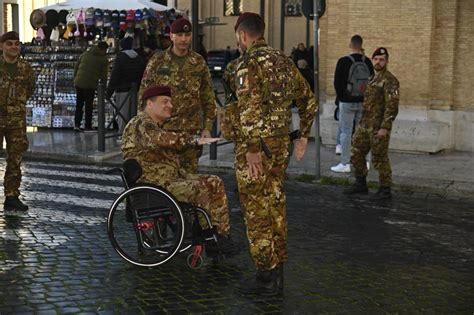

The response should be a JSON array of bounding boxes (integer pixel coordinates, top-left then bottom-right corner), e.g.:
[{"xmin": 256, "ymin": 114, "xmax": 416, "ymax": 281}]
[{"xmin": 30, "ymin": 6, "xmax": 181, "ymax": 48}]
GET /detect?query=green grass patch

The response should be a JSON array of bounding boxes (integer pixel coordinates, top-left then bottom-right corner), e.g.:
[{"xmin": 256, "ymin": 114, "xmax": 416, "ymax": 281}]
[
  {"xmin": 294, "ymin": 174, "xmax": 316, "ymax": 183},
  {"xmin": 319, "ymin": 176, "xmax": 351, "ymax": 186}
]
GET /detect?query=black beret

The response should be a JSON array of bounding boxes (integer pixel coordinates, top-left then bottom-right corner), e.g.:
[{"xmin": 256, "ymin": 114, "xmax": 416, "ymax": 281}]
[
  {"xmin": 170, "ymin": 18, "xmax": 192, "ymax": 33},
  {"xmin": 234, "ymin": 12, "xmax": 264, "ymax": 32},
  {"xmin": 1, "ymin": 31, "xmax": 20, "ymax": 43},
  {"xmin": 372, "ymin": 47, "xmax": 389, "ymax": 59},
  {"xmin": 143, "ymin": 85, "xmax": 172, "ymax": 100}
]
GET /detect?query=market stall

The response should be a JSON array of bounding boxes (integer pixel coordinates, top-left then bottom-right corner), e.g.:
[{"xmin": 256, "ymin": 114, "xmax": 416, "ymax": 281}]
[{"xmin": 24, "ymin": 0, "xmax": 180, "ymax": 129}]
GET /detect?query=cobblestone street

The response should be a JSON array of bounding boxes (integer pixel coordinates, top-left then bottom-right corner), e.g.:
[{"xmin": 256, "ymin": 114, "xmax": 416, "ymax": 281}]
[{"xmin": 0, "ymin": 159, "xmax": 473, "ymax": 314}]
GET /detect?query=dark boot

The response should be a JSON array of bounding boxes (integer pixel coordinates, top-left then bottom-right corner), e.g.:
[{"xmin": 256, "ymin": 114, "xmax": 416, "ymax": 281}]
[
  {"xmin": 371, "ymin": 186, "xmax": 392, "ymax": 200},
  {"xmin": 344, "ymin": 176, "xmax": 369, "ymax": 195},
  {"xmin": 4, "ymin": 196, "xmax": 28, "ymax": 211},
  {"xmin": 236, "ymin": 269, "xmax": 279, "ymax": 296},
  {"xmin": 276, "ymin": 264, "xmax": 284, "ymax": 290}
]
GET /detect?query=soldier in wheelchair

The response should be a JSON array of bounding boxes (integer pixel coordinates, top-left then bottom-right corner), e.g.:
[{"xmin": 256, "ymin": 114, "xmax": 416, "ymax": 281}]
[{"xmin": 108, "ymin": 85, "xmax": 238, "ymax": 268}]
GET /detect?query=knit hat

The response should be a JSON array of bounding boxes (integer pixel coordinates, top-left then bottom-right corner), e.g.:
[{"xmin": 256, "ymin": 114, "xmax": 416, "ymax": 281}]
[{"xmin": 119, "ymin": 36, "xmax": 133, "ymax": 50}]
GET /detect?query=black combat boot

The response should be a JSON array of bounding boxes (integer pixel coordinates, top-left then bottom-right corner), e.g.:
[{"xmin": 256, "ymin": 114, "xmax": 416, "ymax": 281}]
[
  {"xmin": 236, "ymin": 269, "xmax": 279, "ymax": 296},
  {"xmin": 371, "ymin": 186, "xmax": 392, "ymax": 200},
  {"xmin": 4, "ymin": 196, "xmax": 28, "ymax": 211},
  {"xmin": 276, "ymin": 264, "xmax": 284, "ymax": 290},
  {"xmin": 344, "ymin": 176, "xmax": 369, "ymax": 195}
]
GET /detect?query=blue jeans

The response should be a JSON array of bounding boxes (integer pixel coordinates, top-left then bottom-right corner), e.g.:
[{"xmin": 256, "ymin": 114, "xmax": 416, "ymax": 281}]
[
  {"xmin": 336, "ymin": 109, "xmax": 341, "ymax": 145},
  {"xmin": 339, "ymin": 102, "xmax": 363, "ymax": 164}
]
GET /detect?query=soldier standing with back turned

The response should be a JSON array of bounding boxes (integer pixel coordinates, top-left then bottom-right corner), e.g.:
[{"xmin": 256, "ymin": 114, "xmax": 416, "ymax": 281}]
[
  {"xmin": 345, "ymin": 47, "xmax": 400, "ymax": 200},
  {"xmin": 140, "ymin": 17, "xmax": 216, "ymax": 173},
  {"xmin": 0, "ymin": 31, "xmax": 35, "ymax": 211},
  {"xmin": 231, "ymin": 13, "xmax": 317, "ymax": 296}
]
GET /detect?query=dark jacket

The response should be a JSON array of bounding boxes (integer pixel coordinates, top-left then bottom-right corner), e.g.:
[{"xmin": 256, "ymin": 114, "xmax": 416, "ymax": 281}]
[
  {"xmin": 107, "ymin": 50, "xmax": 146, "ymax": 96},
  {"xmin": 334, "ymin": 53, "xmax": 374, "ymax": 103},
  {"xmin": 74, "ymin": 47, "xmax": 108, "ymax": 90}
]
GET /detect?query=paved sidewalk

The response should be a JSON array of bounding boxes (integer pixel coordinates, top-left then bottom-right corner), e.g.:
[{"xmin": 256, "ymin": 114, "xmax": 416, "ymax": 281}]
[
  {"xmin": 0, "ymin": 160, "xmax": 473, "ymax": 313},
  {"xmin": 17, "ymin": 129, "xmax": 474, "ymax": 199}
]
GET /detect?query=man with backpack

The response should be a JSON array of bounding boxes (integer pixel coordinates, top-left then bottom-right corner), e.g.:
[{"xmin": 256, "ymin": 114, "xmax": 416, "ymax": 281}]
[{"xmin": 331, "ymin": 35, "xmax": 373, "ymax": 173}]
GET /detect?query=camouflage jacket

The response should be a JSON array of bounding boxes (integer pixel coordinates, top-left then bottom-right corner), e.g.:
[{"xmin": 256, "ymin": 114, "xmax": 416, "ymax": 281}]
[
  {"xmin": 219, "ymin": 57, "xmax": 242, "ymax": 142},
  {"xmin": 360, "ymin": 68, "xmax": 400, "ymax": 130},
  {"xmin": 234, "ymin": 39, "xmax": 317, "ymax": 152},
  {"xmin": 139, "ymin": 47, "xmax": 216, "ymax": 132},
  {"xmin": 121, "ymin": 111, "xmax": 197, "ymax": 183},
  {"xmin": 0, "ymin": 58, "xmax": 35, "ymax": 129}
]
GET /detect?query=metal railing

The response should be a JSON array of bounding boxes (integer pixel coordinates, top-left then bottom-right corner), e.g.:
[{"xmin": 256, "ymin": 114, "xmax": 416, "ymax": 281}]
[{"xmin": 97, "ymin": 81, "xmax": 138, "ymax": 152}]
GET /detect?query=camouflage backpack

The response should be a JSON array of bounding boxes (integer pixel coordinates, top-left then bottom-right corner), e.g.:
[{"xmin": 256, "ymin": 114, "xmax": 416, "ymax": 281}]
[{"xmin": 346, "ymin": 55, "xmax": 371, "ymax": 97}]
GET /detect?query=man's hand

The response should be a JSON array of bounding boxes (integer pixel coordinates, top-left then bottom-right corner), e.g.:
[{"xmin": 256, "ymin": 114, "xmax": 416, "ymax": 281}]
[
  {"xmin": 246, "ymin": 152, "xmax": 263, "ymax": 179},
  {"xmin": 294, "ymin": 137, "xmax": 308, "ymax": 161},
  {"xmin": 197, "ymin": 137, "xmax": 221, "ymax": 145},
  {"xmin": 375, "ymin": 128, "xmax": 388, "ymax": 139},
  {"xmin": 201, "ymin": 129, "xmax": 212, "ymax": 138}
]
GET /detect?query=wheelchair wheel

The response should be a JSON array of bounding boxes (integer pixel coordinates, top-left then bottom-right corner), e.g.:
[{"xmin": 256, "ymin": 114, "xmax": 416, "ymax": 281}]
[{"xmin": 107, "ymin": 185, "xmax": 185, "ymax": 267}]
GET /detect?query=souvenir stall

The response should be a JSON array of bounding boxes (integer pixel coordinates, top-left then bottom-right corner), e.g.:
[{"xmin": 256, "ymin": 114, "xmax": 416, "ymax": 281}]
[{"xmin": 24, "ymin": 0, "xmax": 181, "ymax": 129}]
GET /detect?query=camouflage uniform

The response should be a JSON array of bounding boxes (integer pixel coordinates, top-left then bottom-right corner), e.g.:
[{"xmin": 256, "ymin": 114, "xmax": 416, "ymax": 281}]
[
  {"xmin": 351, "ymin": 68, "xmax": 400, "ymax": 187},
  {"xmin": 139, "ymin": 48, "xmax": 216, "ymax": 173},
  {"xmin": 232, "ymin": 39, "xmax": 317, "ymax": 271},
  {"xmin": 219, "ymin": 57, "xmax": 242, "ymax": 142},
  {"xmin": 0, "ymin": 58, "xmax": 35, "ymax": 197},
  {"xmin": 121, "ymin": 111, "xmax": 230, "ymax": 236}
]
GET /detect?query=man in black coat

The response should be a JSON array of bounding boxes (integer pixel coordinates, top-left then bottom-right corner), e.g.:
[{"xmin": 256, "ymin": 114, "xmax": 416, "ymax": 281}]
[{"xmin": 107, "ymin": 37, "xmax": 146, "ymax": 135}]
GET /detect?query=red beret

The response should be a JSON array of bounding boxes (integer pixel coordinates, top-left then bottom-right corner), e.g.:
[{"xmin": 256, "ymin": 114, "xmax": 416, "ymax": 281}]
[
  {"xmin": 170, "ymin": 18, "xmax": 192, "ymax": 33},
  {"xmin": 372, "ymin": 47, "xmax": 389, "ymax": 59},
  {"xmin": 234, "ymin": 12, "xmax": 264, "ymax": 32},
  {"xmin": 143, "ymin": 85, "xmax": 171, "ymax": 101},
  {"xmin": 1, "ymin": 31, "xmax": 20, "ymax": 43}
]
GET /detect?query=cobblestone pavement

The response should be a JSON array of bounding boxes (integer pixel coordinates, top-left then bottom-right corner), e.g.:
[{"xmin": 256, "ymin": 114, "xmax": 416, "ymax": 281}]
[{"xmin": 0, "ymin": 159, "xmax": 473, "ymax": 314}]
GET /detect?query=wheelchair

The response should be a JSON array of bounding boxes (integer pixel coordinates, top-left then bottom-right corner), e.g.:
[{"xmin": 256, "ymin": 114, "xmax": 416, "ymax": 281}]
[{"xmin": 106, "ymin": 159, "xmax": 228, "ymax": 269}]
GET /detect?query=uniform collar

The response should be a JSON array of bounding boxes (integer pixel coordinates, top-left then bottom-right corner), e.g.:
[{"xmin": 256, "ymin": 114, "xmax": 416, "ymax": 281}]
[{"xmin": 246, "ymin": 38, "xmax": 267, "ymax": 54}]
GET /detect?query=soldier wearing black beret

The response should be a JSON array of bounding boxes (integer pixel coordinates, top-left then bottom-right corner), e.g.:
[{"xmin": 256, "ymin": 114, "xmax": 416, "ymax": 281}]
[{"xmin": 345, "ymin": 47, "xmax": 400, "ymax": 199}]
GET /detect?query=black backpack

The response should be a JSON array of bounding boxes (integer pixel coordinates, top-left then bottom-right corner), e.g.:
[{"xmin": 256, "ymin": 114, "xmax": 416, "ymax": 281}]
[{"xmin": 346, "ymin": 55, "xmax": 371, "ymax": 97}]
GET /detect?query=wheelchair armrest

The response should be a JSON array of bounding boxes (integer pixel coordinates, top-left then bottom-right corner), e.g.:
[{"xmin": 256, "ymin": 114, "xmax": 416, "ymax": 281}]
[{"xmin": 105, "ymin": 167, "xmax": 123, "ymax": 175}]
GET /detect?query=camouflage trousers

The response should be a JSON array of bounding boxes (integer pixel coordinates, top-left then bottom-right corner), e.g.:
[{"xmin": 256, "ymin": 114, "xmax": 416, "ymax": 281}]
[
  {"xmin": 161, "ymin": 173, "xmax": 230, "ymax": 236},
  {"xmin": 235, "ymin": 136, "xmax": 289, "ymax": 271},
  {"xmin": 0, "ymin": 127, "xmax": 29, "ymax": 197},
  {"xmin": 352, "ymin": 126, "xmax": 392, "ymax": 187}
]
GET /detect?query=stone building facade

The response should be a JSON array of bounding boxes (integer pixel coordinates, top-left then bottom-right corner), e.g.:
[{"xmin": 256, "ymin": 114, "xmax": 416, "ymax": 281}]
[{"xmin": 178, "ymin": 0, "xmax": 474, "ymax": 153}]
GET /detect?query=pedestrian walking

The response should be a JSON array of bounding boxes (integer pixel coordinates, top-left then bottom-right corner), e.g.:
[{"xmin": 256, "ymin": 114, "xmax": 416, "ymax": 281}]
[
  {"xmin": 139, "ymin": 17, "xmax": 216, "ymax": 174},
  {"xmin": 345, "ymin": 47, "xmax": 400, "ymax": 199},
  {"xmin": 106, "ymin": 37, "xmax": 146, "ymax": 136},
  {"xmin": 73, "ymin": 41, "xmax": 108, "ymax": 132},
  {"xmin": 231, "ymin": 13, "xmax": 317, "ymax": 295},
  {"xmin": 331, "ymin": 35, "xmax": 373, "ymax": 172},
  {"xmin": 0, "ymin": 31, "xmax": 35, "ymax": 211},
  {"xmin": 121, "ymin": 85, "xmax": 238, "ymax": 256}
]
